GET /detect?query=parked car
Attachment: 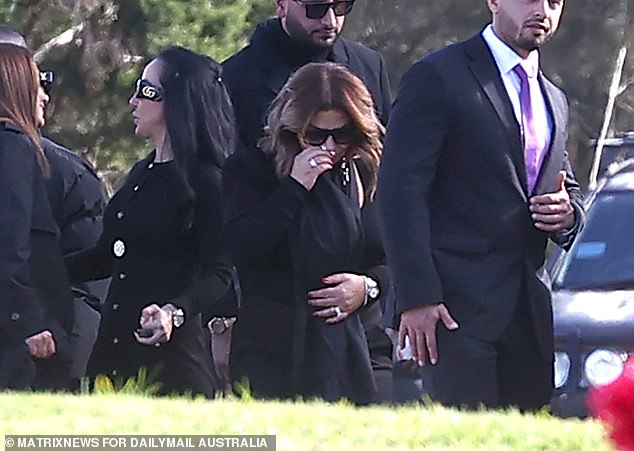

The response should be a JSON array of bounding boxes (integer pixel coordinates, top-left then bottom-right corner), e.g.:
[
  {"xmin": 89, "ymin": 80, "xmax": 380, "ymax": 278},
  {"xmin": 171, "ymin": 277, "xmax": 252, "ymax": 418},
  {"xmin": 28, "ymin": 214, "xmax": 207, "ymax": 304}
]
[{"xmin": 549, "ymin": 158, "xmax": 634, "ymax": 417}]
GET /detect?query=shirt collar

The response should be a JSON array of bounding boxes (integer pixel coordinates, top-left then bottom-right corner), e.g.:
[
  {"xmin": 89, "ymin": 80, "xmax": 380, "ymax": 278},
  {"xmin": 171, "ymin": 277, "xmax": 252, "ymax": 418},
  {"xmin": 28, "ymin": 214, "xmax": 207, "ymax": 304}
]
[{"xmin": 482, "ymin": 24, "xmax": 540, "ymax": 78}]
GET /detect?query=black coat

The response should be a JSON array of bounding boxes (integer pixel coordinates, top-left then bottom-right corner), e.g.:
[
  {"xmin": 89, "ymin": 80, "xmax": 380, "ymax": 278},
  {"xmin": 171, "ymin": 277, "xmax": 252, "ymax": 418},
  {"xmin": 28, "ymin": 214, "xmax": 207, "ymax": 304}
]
[
  {"xmin": 222, "ymin": 18, "xmax": 391, "ymax": 152},
  {"xmin": 42, "ymin": 137, "xmax": 107, "ymax": 379},
  {"xmin": 0, "ymin": 123, "xmax": 74, "ymax": 385},
  {"xmin": 66, "ymin": 152, "xmax": 232, "ymax": 396},
  {"xmin": 378, "ymin": 33, "xmax": 585, "ymax": 359},
  {"xmin": 223, "ymin": 148, "xmax": 391, "ymax": 399}
]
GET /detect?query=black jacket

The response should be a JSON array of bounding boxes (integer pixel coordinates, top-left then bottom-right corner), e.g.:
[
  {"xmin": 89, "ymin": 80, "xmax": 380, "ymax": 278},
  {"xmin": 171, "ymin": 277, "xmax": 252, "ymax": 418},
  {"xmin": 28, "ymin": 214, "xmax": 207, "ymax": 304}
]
[
  {"xmin": 224, "ymin": 148, "xmax": 392, "ymax": 399},
  {"xmin": 66, "ymin": 152, "xmax": 232, "ymax": 396},
  {"xmin": 43, "ymin": 138, "xmax": 107, "ymax": 305},
  {"xmin": 222, "ymin": 18, "xmax": 391, "ymax": 152},
  {"xmin": 0, "ymin": 123, "xmax": 74, "ymax": 353}
]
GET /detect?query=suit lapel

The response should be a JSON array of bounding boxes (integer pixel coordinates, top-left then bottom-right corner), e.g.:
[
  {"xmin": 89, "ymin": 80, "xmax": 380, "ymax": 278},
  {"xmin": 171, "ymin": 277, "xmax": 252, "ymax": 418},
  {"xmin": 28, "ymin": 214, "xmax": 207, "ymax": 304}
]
[
  {"xmin": 533, "ymin": 75, "xmax": 565, "ymax": 195},
  {"xmin": 464, "ymin": 36, "xmax": 527, "ymax": 192}
]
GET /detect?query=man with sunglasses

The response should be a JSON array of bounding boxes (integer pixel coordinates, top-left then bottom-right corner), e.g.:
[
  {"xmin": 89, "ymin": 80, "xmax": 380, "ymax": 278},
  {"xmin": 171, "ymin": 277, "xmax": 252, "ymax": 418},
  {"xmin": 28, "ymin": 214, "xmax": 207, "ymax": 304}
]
[
  {"xmin": 223, "ymin": 0, "xmax": 391, "ymax": 151},
  {"xmin": 0, "ymin": 26, "xmax": 107, "ymax": 391},
  {"xmin": 221, "ymin": 1, "xmax": 393, "ymax": 402}
]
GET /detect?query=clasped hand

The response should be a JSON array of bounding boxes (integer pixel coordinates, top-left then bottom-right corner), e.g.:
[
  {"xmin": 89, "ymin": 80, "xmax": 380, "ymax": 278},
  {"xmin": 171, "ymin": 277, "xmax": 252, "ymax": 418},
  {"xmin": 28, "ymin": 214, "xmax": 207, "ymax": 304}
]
[{"xmin": 134, "ymin": 304, "xmax": 174, "ymax": 346}]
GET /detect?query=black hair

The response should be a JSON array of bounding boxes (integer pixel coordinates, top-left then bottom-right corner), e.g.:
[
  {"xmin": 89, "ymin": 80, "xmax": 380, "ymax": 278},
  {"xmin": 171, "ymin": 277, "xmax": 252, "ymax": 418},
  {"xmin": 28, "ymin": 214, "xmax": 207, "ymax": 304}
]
[{"xmin": 156, "ymin": 46, "xmax": 236, "ymax": 202}]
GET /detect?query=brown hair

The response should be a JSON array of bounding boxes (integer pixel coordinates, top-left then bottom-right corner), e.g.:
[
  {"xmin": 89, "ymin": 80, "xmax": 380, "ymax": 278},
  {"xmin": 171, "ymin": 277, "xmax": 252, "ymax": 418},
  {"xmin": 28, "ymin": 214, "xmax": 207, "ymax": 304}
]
[
  {"xmin": 0, "ymin": 43, "xmax": 48, "ymax": 175},
  {"xmin": 260, "ymin": 62, "xmax": 384, "ymax": 196}
]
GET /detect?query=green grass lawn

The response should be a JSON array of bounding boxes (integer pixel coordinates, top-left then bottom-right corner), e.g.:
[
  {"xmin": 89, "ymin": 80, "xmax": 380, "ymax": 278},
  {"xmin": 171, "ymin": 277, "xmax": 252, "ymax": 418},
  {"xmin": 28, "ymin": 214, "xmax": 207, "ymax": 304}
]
[{"xmin": 0, "ymin": 392, "xmax": 613, "ymax": 450}]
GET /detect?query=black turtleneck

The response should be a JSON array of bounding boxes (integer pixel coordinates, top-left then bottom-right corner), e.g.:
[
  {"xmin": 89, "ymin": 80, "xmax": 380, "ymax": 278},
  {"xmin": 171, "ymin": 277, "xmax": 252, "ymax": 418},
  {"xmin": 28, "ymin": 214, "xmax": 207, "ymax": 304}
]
[{"xmin": 267, "ymin": 18, "xmax": 333, "ymax": 69}]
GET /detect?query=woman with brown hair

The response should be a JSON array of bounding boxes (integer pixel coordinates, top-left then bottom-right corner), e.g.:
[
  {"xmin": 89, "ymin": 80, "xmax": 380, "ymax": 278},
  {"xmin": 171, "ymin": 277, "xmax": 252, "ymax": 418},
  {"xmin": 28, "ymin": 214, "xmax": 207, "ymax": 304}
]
[
  {"xmin": 224, "ymin": 62, "xmax": 392, "ymax": 404},
  {"xmin": 0, "ymin": 43, "xmax": 75, "ymax": 389}
]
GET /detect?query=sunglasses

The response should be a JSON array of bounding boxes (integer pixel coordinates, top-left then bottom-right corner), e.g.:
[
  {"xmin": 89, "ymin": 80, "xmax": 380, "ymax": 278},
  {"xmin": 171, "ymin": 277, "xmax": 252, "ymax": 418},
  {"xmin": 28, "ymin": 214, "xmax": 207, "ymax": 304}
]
[
  {"xmin": 304, "ymin": 124, "xmax": 357, "ymax": 146},
  {"xmin": 134, "ymin": 79, "xmax": 163, "ymax": 102},
  {"xmin": 293, "ymin": 0, "xmax": 355, "ymax": 20},
  {"xmin": 39, "ymin": 71, "xmax": 54, "ymax": 93}
]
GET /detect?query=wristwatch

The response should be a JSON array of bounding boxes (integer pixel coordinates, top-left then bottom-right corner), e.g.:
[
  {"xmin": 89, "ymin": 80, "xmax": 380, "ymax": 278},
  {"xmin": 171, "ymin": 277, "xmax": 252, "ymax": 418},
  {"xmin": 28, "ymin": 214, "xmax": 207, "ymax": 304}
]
[
  {"xmin": 162, "ymin": 303, "xmax": 185, "ymax": 328},
  {"xmin": 364, "ymin": 276, "xmax": 380, "ymax": 305},
  {"xmin": 207, "ymin": 317, "xmax": 237, "ymax": 335}
]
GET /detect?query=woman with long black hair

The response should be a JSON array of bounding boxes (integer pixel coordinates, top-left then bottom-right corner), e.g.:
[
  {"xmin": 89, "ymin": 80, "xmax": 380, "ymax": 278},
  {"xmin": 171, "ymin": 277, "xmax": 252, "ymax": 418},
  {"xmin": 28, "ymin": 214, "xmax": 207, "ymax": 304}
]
[{"xmin": 66, "ymin": 47, "xmax": 235, "ymax": 396}]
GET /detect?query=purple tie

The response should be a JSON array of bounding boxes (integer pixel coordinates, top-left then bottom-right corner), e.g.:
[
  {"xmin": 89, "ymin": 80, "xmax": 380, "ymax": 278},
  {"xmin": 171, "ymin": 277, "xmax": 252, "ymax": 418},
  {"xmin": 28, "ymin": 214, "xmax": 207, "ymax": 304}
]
[{"xmin": 513, "ymin": 63, "xmax": 548, "ymax": 193}]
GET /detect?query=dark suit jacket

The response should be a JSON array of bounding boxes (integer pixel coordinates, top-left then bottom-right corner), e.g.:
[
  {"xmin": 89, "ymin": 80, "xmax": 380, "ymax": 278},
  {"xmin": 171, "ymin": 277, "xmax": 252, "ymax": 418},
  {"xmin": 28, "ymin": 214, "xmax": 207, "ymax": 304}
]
[
  {"xmin": 0, "ymin": 123, "xmax": 74, "ymax": 359},
  {"xmin": 378, "ymin": 33, "xmax": 584, "ymax": 358}
]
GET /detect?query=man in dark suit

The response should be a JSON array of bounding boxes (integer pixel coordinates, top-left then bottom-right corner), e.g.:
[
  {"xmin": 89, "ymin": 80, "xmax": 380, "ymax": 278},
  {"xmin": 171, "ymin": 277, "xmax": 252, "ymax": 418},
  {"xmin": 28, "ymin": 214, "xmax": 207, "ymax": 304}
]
[
  {"xmin": 378, "ymin": 0, "xmax": 584, "ymax": 410},
  {"xmin": 222, "ymin": 0, "xmax": 393, "ymax": 401}
]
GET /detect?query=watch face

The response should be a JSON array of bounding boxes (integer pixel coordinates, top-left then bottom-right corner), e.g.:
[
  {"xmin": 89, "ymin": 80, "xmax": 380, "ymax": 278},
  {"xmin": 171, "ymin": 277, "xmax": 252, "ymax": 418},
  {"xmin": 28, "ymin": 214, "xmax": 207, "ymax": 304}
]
[
  {"xmin": 369, "ymin": 286, "xmax": 380, "ymax": 299},
  {"xmin": 172, "ymin": 309, "xmax": 185, "ymax": 328},
  {"xmin": 210, "ymin": 318, "xmax": 226, "ymax": 334}
]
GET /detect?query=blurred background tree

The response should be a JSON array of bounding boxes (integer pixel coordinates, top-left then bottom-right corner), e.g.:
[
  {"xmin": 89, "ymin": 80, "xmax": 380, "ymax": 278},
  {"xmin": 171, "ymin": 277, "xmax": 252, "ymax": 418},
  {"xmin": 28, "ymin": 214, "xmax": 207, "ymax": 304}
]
[{"xmin": 2, "ymin": 0, "xmax": 633, "ymax": 189}]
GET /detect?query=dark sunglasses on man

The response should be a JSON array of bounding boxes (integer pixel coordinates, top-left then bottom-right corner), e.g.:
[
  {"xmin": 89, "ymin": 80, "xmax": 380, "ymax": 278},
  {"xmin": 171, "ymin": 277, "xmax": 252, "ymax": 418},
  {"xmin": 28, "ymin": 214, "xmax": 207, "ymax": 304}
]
[
  {"xmin": 134, "ymin": 79, "xmax": 163, "ymax": 102},
  {"xmin": 39, "ymin": 70, "xmax": 54, "ymax": 93},
  {"xmin": 304, "ymin": 124, "xmax": 357, "ymax": 146},
  {"xmin": 293, "ymin": 0, "xmax": 355, "ymax": 20}
]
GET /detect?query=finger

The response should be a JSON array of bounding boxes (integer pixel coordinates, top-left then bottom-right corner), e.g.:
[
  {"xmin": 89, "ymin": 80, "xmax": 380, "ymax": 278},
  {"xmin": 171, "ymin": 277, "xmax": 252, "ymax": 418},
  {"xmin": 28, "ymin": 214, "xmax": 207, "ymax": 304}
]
[
  {"xmin": 313, "ymin": 306, "xmax": 339, "ymax": 318},
  {"xmin": 530, "ymin": 201, "xmax": 568, "ymax": 215},
  {"xmin": 308, "ymin": 287, "xmax": 338, "ymax": 299},
  {"xmin": 308, "ymin": 297, "xmax": 337, "ymax": 308},
  {"xmin": 412, "ymin": 329, "xmax": 427, "ymax": 367},
  {"xmin": 556, "ymin": 170, "xmax": 566, "ymax": 192},
  {"xmin": 425, "ymin": 329, "xmax": 438, "ymax": 365},
  {"xmin": 438, "ymin": 305, "xmax": 459, "ymax": 330},
  {"xmin": 321, "ymin": 273, "xmax": 347, "ymax": 284},
  {"xmin": 325, "ymin": 312, "xmax": 347, "ymax": 325},
  {"xmin": 534, "ymin": 221, "xmax": 568, "ymax": 232},
  {"xmin": 530, "ymin": 193, "xmax": 563, "ymax": 206},
  {"xmin": 532, "ymin": 211, "xmax": 570, "ymax": 225}
]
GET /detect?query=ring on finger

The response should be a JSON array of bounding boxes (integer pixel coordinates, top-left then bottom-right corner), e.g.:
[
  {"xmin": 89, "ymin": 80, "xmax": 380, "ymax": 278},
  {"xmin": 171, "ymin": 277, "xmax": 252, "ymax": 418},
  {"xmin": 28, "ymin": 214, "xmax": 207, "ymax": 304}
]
[
  {"xmin": 308, "ymin": 157, "xmax": 317, "ymax": 168},
  {"xmin": 333, "ymin": 306, "xmax": 343, "ymax": 316}
]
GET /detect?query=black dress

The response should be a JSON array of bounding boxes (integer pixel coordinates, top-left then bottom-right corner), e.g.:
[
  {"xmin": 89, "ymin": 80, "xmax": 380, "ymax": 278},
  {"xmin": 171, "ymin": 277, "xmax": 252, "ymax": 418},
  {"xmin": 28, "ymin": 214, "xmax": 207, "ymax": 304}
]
[
  {"xmin": 223, "ymin": 148, "xmax": 392, "ymax": 403},
  {"xmin": 67, "ymin": 151, "xmax": 232, "ymax": 396}
]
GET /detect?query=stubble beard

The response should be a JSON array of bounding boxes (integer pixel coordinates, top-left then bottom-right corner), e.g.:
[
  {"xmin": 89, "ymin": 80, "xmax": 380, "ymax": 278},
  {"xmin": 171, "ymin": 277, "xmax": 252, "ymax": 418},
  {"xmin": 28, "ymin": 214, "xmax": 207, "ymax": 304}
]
[{"xmin": 284, "ymin": 15, "xmax": 339, "ymax": 54}]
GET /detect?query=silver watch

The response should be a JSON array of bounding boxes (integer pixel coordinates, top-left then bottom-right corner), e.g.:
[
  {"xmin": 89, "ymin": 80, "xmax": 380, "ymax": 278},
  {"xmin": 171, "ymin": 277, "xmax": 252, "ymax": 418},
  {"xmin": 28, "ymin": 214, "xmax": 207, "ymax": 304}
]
[
  {"xmin": 365, "ymin": 276, "xmax": 380, "ymax": 302},
  {"xmin": 207, "ymin": 317, "xmax": 236, "ymax": 334},
  {"xmin": 163, "ymin": 303, "xmax": 185, "ymax": 328}
]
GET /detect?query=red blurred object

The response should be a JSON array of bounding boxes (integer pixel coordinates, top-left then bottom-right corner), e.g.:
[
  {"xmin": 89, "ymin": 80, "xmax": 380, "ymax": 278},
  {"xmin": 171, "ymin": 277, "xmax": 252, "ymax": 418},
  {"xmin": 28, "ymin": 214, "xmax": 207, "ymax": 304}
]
[{"xmin": 588, "ymin": 357, "xmax": 634, "ymax": 450}]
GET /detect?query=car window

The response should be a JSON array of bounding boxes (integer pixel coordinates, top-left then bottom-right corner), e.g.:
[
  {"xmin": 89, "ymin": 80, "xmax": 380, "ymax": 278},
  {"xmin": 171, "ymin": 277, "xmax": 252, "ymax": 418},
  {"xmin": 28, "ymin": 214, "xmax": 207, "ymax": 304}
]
[{"xmin": 555, "ymin": 191, "xmax": 634, "ymax": 290}]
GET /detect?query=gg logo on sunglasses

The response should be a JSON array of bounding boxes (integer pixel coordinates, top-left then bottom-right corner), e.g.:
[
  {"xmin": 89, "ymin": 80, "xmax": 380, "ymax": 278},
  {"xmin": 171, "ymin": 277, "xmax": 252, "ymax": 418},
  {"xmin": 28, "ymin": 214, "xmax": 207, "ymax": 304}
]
[
  {"xmin": 135, "ymin": 79, "xmax": 163, "ymax": 102},
  {"xmin": 293, "ymin": 0, "xmax": 355, "ymax": 20}
]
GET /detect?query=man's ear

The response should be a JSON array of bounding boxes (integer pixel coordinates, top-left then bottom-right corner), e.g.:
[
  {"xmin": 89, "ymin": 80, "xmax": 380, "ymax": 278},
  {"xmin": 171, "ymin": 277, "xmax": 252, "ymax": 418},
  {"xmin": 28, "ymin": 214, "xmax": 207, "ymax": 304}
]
[
  {"xmin": 486, "ymin": 0, "xmax": 499, "ymax": 14},
  {"xmin": 276, "ymin": 0, "xmax": 288, "ymax": 18}
]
